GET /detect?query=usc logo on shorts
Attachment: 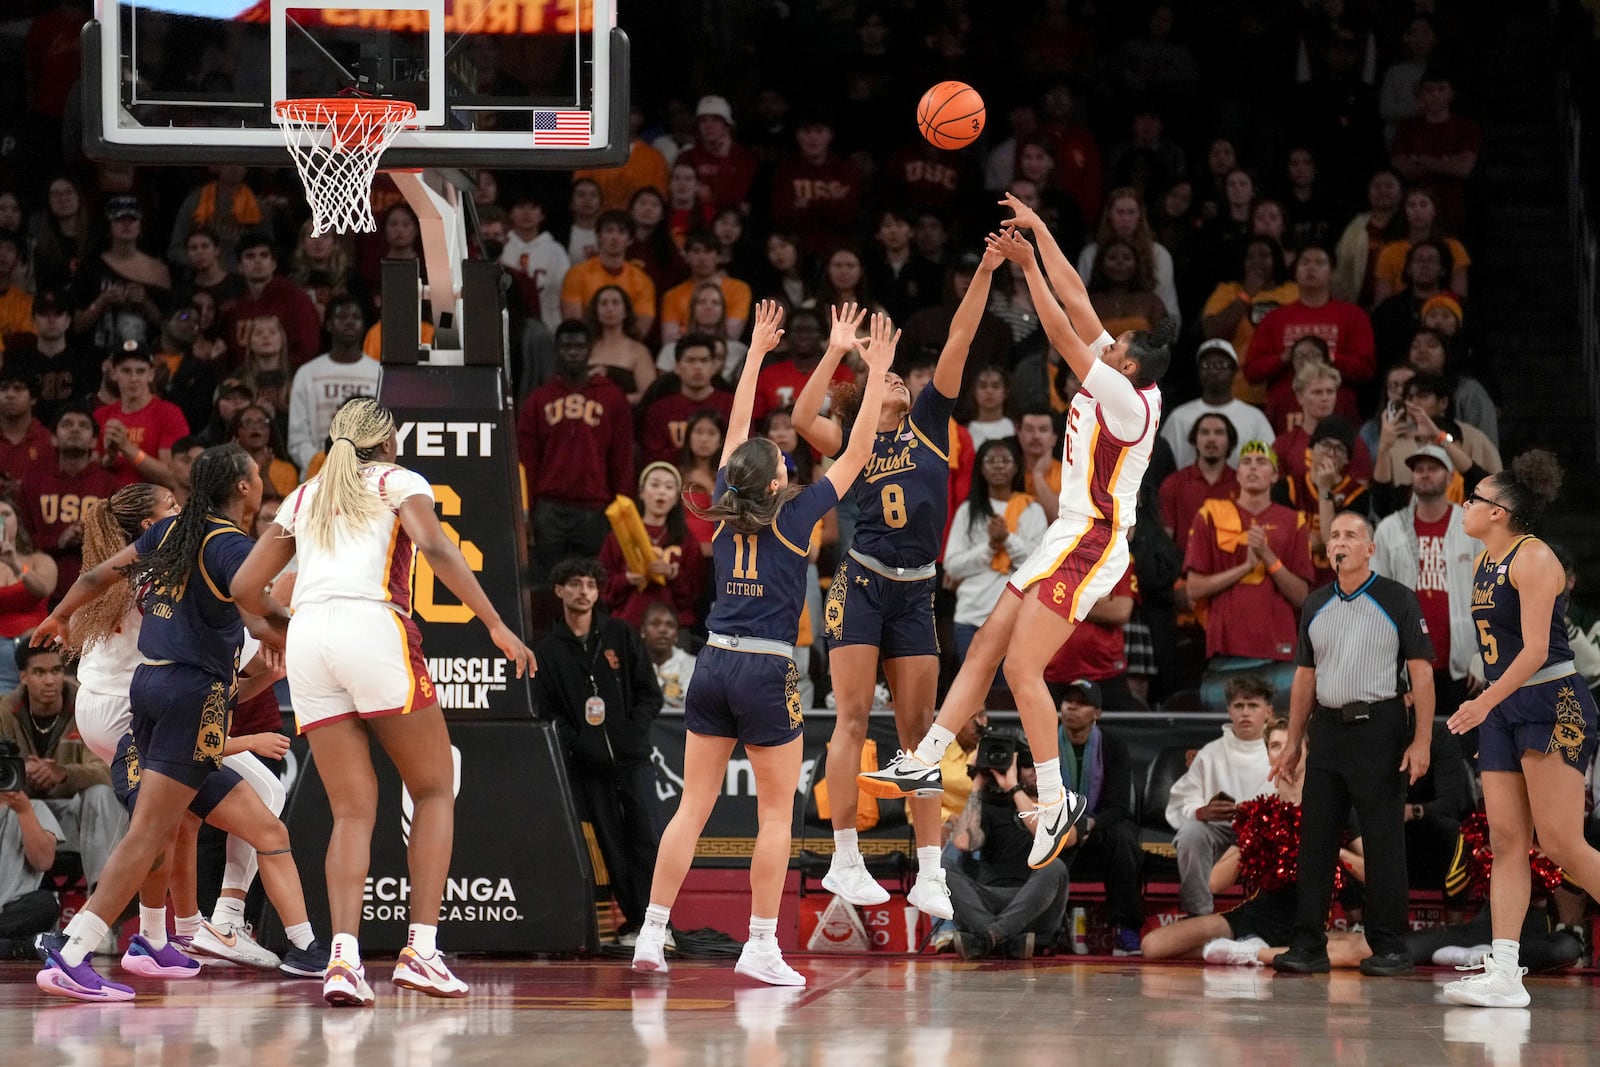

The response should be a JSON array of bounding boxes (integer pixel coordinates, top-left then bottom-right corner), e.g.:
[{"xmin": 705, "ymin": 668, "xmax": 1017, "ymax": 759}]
[
  {"xmin": 1052, "ymin": 582, "xmax": 1068, "ymax": 605},
  {"xmin": 418, "ymin": 674, "xmax": 435, "ymax": 701}
]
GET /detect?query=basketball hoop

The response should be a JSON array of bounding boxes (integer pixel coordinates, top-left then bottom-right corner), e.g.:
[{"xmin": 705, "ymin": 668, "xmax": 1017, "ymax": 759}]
[{"xmin": 274, "ymin": 97, "xmax": 419, "ymax": 236}]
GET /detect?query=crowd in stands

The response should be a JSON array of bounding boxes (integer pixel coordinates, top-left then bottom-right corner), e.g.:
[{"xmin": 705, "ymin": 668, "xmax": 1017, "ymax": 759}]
[{"xmin": 6, "ymin": 0, "xmax": 1600, "ymax": 953}]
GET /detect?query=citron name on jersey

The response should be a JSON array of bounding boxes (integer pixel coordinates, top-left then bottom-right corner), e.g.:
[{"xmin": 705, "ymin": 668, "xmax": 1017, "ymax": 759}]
[
  {"xmin": 395, "ymin": 421, "xmax": 496, "ymax": 458},
  {"xmin": 861, "ymin": 444, "xmax": 918, "ymax": 484},
  {"xmin": 726, "ymin": 580, "xmax": 765, "ymax": 597}
]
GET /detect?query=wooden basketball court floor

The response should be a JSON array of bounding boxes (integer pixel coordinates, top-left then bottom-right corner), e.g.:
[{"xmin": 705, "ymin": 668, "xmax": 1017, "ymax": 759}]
[{"xmin": 4, "ymin": 956, "xmax": 1598, "ymax": 1065}]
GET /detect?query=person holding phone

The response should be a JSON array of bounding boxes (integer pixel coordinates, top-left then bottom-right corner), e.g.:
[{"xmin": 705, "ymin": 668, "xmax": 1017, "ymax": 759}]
[{"xmin": 1164, "ymin": 675, "xmax": 1276, "ymax": 917}]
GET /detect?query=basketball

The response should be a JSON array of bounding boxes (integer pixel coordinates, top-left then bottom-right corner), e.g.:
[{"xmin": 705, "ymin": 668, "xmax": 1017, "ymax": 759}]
[{"xmin": 917, "ymin": 81, "xmax": 985, "ymax": 150}]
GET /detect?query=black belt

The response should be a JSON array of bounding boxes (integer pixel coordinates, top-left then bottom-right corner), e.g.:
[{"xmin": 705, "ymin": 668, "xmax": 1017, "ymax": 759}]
[{"xmin": 1315, "ymin": 697, "xmax": 1405, "ymax": 724}]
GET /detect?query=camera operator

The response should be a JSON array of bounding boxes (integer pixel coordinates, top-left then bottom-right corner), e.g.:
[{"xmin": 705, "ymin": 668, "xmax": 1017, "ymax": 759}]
[
  {"xmin": 942, "ymin": 731, "xmax": 1070, "ymax": 959},
  {"xmin": 0, "ymin": 739, "xmax": 65, "ymax": 955},
  {"xmin": 0, "ymin": 644, "xmax": 124, "ymax": 890}
]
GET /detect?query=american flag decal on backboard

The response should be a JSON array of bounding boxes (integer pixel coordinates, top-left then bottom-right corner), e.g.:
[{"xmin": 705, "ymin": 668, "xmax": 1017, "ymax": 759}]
[{"xmin": 533, "ymin": 111, "xmax": 592, "ymax": 146}]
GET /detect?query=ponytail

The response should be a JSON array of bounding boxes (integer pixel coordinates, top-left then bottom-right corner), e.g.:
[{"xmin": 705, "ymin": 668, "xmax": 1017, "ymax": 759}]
[
  {"xmin": 71, "ymin": 484, "xmax": 162, "ymax": 652},
  {"xmin": 686, "ymin": 437, "xmax": 802, "ymax": 535},
  {"xmin": 300, "ymin": 397, "xmax": 396, "ymax": 551}
]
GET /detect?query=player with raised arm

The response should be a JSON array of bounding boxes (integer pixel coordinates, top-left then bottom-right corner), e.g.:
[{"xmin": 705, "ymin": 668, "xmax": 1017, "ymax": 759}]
[
  {"xmin": 862, "ymin": 198, "xmax": 1173, "ymax": 871},
  {"xmin": 631, "ymin": 302, "xmax": 897, "ymax": 986},
  {"xmin": 232, "ymin": 397, "xmax": 536, "ymax": 1006},
  {"xmin": 789, "ymin": 251, "xmax": 1000, "ymax": 920}
]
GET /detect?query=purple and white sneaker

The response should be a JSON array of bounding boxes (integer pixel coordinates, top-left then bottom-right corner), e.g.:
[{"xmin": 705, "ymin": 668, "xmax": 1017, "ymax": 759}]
[
  {"xmin": 120, "ymin": 935, "xmax": 202, "ymax": 978},
  {"xmin": 36, "ymin": 934, "xmax": 136, "ymax": 1002}
]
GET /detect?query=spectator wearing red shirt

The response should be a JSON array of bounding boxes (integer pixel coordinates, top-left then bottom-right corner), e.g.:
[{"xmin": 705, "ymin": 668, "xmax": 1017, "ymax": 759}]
[
  {"xmin": 93, "ymin": 343, "xmax": 190, "ymax": 489},
  {"xmin": 1271, "ymin": 360, "xmax": 1373, "ymax": 487},
  {"xmin": 1243, "ymin": 244, "xmax": 1375, "ymax": 430},
  {"xmin": 1183, "ymin": 441, "xmax": 1313, "ymax": 705},
  {"xmin": 676, "ymin": 96, "xmax": 758, "ymax": 214},
  {"xmin": 1160, "ymin": 411, "xmax": 1240, "ymax": 544},
  {"xmin": 637, "ymin": 334, "xmax": 733, "ymax": 465},
  {"xmin": 1390, "ymin": 69, "xmax": 1481, "ymax": 232},
  {"xmin": 219, "ymin": 232, "xmax": 322, "ymax": 371},
  {"xmin": 597, "ymin": 462, "xmax": 703, "ymax": 629},
  {"xmin": 0, "ymin": 371, "xmax": 53, "ymax": 494},
  {"xmin": 1277, "ymin": 415, "xmax": 1371, "ymax": 587},
  {"xmin": 771, "ymin": 115, "xmax": 865, "ymax": 258},
  {"xmin": 881, "ymin": 139, "xmax": 981, "ymax": 228},
  {"xmin": 1044, "ymin": 569, "xmax": 1139, "ymax": 712},
  {"xmin": 518, "ymin": 320, "xmax": 635, "ymax": 582},
  {"xmin": 18, "ymin": 403, "xmax": 117, "ymax": 601},
  {"xmin": 752, "ymin": 307, "xmax": 854, "ymax": 423}
]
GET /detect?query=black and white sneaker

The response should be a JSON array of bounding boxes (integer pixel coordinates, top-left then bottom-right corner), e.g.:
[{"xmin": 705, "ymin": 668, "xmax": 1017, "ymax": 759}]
[
  {"xmin": 1022, "ymin": 791, "xmax": 1089, "ymax": 868},
  {"xmin": 857, "ymin": 750, "xmax": 943, "ymax": 799}
]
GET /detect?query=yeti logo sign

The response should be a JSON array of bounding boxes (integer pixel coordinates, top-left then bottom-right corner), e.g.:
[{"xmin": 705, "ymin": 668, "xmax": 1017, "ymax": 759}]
[{"xmin": 379, "ymin": 363, "xmax": 534, "ymax": 720}]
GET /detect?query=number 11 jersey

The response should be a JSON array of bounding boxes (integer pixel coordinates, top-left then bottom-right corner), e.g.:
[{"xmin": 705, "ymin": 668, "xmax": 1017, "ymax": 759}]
[{"xmin": 704, "ymin": 469, "xmax": 839, "ymax": 642}]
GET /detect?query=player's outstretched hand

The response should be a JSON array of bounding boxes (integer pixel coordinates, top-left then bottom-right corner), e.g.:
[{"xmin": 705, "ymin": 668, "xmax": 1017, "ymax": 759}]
[
  {"xmin": 855, "ymin": 313, "xmax": 901, "ymax": 373},
  {"xmin": 30, "ymin": 615, "xmax": 68, "ymax": 651},
  {"xmin": 980, "ymin": 235, "xmax": 1006, "ymax": 273},
  {"xmin": 492, "ymin": 622, "xmax": 538, "ymax": 678},
  {"xmin": 748, "ymin": 299, "xmax": 786, "ymax": 356},
  {"xmin": 999, "ymin": 192, "xmax": 1043, "ymax": 233},
  {"xmin": 986, "ymin": 228, "xmax": 1034, "ymax": 266},
  {"xmin": 828, "ymin": 302, "xmax": 866, "ymax": 350}
]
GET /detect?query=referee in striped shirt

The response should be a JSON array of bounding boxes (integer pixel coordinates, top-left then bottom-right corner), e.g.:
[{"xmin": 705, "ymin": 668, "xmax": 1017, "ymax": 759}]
[{"xmin": 1270, "ymin": 511, "xmax": 1437, "ymax": 977}]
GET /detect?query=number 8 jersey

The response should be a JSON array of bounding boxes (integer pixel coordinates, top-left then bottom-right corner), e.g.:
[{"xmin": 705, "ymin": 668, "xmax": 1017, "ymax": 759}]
[
  {"xmin": 843, "ymin": 384, "xmax": 957, "ymax": 568},
  {"xmin": 704, "ymin": 469, "xmax": 839, "ymax": 642}
]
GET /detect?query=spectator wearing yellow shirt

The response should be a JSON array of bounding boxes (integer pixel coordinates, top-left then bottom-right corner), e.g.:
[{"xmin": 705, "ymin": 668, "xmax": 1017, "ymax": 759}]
[
  {"xmin": 657, "ymin": 232, "xmax": 751, "ymax": 345},
  {"xmin": 0, "ymin": 232, "xmax": 33, "ymax": 351},
  {"xmin": 560, "ymin": 211, "xmax": 657, "ymax": 337},
  {"xmin": 573, "ymin": 106, "xmax": 671, "ymax": 212},
  {"xmin": 1200, "ymin": 236, "xmax": 1298, "ymax": 407},
  {"xmin": 1017, "ymin": 408, "xmax": 1062, "ymax": 524}
]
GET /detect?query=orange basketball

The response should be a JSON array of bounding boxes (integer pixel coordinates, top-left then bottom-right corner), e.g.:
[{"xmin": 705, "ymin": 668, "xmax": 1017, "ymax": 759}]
[{"xmin": 917, "ymin": 81, "xmax": 985, "ymax": 150}]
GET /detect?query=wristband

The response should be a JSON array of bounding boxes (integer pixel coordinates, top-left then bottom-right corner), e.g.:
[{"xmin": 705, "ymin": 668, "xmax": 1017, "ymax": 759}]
[
  {"xmin": 1434, "ymin": 431, "xmax": 1447, "ymax": 446},
  {"xmin": 1267, "ymin": 559, "xmax": 1284, "ymax": 575},
  {"xmin": 132, "ymin": 449, "xmax": 148, "ymax": 465},
  {"xmin": 1237, "ymin": 290, "xmax": 1251, "ymax": 304}
]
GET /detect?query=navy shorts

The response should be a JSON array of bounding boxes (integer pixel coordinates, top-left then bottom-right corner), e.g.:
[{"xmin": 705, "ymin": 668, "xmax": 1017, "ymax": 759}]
[
  {"xmin": 684, "ymin": 645, "xmax": 803, "ymax": 747},
  {"xmin": 112, "ymin": 731, "xmax": 244, "ymax": 819},
  {"xmin": 823, "ymin": 556, "xmax": 939, "ymax": 659},
  {"xmin": 130, "ymin": 662, "xmax": 234, "ymax": 790},
  {"xmin": 1478, "ymin": 675, "xmax": 1600, "ymax": 774},
  {"xmin": 1224, "ymin": 887, "xmax": 1297, "ymax": 946}
]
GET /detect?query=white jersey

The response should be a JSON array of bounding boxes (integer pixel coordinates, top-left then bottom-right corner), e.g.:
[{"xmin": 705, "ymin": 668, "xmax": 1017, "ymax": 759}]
[
  {"xmin": 1058, "ymin": 356, "xmax": 1163, "ymax": 532},
  {"xmin": 75, "ymin": 607, "xmax": 144, "ymax": 701},
  {"xmin": 277, "ymin": 464, "xmax": 434, "ymax": 614}
]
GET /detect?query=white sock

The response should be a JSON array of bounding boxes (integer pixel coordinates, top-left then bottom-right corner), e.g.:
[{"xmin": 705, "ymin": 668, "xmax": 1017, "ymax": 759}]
[
  {"xmin": 139, "ymin": 906, "xmax": 168, "ymax": 949},
  {"xmin": 1035, "ymin": 758, "xmax": 1064, "ymax": 806},
  {"xmin": 407, "ymin": 923, "xmax": 437, "ymax": 956},
  {"xmin": 915, "ymin": 725, "xmax": 956, "ymax": 767},
  {"xmin": 749, "ymin": 916, "xmax": 778, "ymax": 943},
  {"xmin": 832, "ymin": 829, "xmax": 860, "ymax": 864},
  {"xmin": 175, "ymin": 912, "xmax": 204, "ymax": 938},
  {"xmin": 331, "ymin": 932, "xmax": 362, "ymax": 968},
  {"xmin": 284, "ymin": 922, "xmax": 315, "ymax": 951},
  {"xmin": 1492, "ymin": 938, "xmax": 1521, "ymax": 974},
  {"xmin": 211, "ymin": 895, "xmax": 246, "ymax": 927},
  {"xmin": 61, "ymin": 911, "xmax": 110, "ymax": 967},
  {"xmin": 644, "ymin": 903, "xmax": 671, "ymax": 930},
  {"xmin": 917, "ymin": 846, "xmax": 942, "ymax": 881}
]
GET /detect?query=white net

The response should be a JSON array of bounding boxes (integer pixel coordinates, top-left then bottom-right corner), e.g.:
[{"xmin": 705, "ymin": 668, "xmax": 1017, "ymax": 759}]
[{"xmin": 274, "ymin": 98, "xmax": 418, "ymax": 236}]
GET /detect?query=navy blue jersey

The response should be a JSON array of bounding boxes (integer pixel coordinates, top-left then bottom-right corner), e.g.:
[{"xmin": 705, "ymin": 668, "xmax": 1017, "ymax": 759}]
[
  {"xmin": 704, "ymin": 470, "xmax": 839, "ymax": 642},
  {"xmin": 133, "ymin": 514, "xmax": 254, "ymax": 680},
  {"xmin": 844, "ymin": 383, "xmax": 957, "ymax": 567},
  {"xmin": 1472, "ymin": 535, "xmax": 1572, "ymax": 684}
]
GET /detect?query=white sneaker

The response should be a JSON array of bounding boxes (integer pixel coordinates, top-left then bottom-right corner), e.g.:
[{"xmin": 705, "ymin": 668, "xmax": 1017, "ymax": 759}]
[
  {"xmin": 1202, "ymin": 936, "xmax": 1268, "ymax": 967},
  {"xmin": 632, "ymin": 923, "xmax": 670, "ymax": 974},
  {"xmin": 821, "ymin": 856, "xmax": 890, "ymax": 906},
  {"xmin": 391, "ymin": 947, "xmax": 469, "ymax": 998},
  {"xmin": 1433, "ymin": 944, "xmax": 1491, "ymax": 968},
  {"xmin": 857, "ymin": 750, "xmax": 943, "ymax": 799},
  {"xmin": 187, "ymin": 919, "xmax": 281, "ymax": 969},
  {"xmin": 1022, "ymin": 791, "xmax": 1088, "ymax": 868},
  {"xmin": 1442, "ymin": 955, "xmax": 1531, "ymax": 1008},
  {"xmin": 323, "ymin": 959, "xmax": 376, "ymax": 1007},
  {"xmin": 907, "ymin": 871, "xmax": 954, "ymax": 920},
  {"xmin": 735, "ymin": 940, "xmax": 806, "ymax": 987}
]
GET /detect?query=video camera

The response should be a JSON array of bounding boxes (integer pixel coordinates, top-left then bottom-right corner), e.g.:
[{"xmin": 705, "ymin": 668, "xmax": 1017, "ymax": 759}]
[
  {"xmin": 0, "ymin": 739, "xmax": 26, "ymax": 793},
  {"xmin": 972, "ymin": 725, "xmax": 1033, "ymax": 774}
]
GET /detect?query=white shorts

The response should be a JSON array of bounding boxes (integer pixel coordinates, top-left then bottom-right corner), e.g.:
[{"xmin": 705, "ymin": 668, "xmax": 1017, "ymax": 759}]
[
  {"xmin": 74, "ymin": 688, "xmax": 133, "ymax": 764},
  {"xmin": 287, "ymin": 599, "xmax": 436, "ymax": 733},
  {"xmin": 1006, "ymin": 512, "xmax": 1130, "ymax": 624}
]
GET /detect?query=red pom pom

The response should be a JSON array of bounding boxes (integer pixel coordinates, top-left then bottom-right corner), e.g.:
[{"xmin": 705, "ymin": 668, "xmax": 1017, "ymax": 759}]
[{"xmin": 1457, "ymin": 811, "xmax": 1567, "ymax": 899}]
